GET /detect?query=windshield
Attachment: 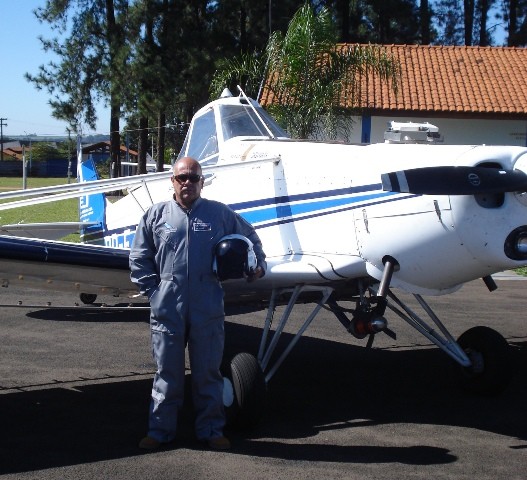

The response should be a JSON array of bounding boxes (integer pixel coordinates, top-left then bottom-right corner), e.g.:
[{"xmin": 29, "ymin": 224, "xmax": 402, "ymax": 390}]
[
  {"xmin": 177, "ymin": 108, "xmax": 219, "ymax": 165},
  {"xmin": 220, "ymin": 104, "xmax": 288, "ymax": 141}
]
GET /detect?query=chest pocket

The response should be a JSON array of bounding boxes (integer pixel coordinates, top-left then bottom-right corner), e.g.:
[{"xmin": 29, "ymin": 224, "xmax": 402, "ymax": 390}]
[{"xmin": 154, "ymin": 226, "xmax": 179, "ymax": 249}]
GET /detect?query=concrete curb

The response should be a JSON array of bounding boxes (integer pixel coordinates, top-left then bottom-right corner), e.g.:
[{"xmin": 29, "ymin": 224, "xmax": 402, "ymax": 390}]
[{"xmin": 492, "ymin": 270, "xmax": 527, "ymax": 280}]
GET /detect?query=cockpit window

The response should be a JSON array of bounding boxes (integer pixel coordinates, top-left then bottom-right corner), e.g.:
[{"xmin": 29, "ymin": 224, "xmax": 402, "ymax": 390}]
[
  {"xmin": 182, "ymin": 108, "xmax": 218, "ymax": 164},
  {"xmin": 220, "ymin": 105, "xmax": 289, "ymax": 141},
  {"xmin": 177, "ymin": 100, "xmax": 289, "ymax": 166}
]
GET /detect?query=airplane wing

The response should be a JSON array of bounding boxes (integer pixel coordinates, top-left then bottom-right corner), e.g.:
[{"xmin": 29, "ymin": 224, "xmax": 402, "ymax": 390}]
[
  {"xmin": 0, "ymin": 235, "xmax": 133, "ymax": 296},
  {"xmin": 0, "ymin": 233, "xmax": 367, "ymax": 303}
]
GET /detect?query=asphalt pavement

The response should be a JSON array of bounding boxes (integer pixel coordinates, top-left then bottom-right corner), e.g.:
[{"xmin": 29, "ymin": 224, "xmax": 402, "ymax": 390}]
[{"xmin": 0, "ymin": 276, "xmax": 526, "ymax": 480}]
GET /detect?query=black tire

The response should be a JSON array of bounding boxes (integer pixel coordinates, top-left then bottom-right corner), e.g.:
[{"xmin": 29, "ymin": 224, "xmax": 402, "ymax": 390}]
[
  {"xmin": 221, "ymin": 352, "xmax": 267, "ymax": 429},
  {"xmin": 79, "ymin": 293, "xmax": 97, "ymax": 304},
  {"xmin": 456, "ymin": 326, "xmax": 512, "ymax": 395}
]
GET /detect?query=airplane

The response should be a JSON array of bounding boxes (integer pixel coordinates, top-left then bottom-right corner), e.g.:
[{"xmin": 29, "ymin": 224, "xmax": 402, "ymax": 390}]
[{"xmin": 1, "ymin": 87, "xmax": 527, "ymax": 427}]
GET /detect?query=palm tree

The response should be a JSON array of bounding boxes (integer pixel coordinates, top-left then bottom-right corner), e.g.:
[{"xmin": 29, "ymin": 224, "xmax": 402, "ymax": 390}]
[{"xmin": 210, "ymin": 2, "xmax": 400, "ymax": 140}]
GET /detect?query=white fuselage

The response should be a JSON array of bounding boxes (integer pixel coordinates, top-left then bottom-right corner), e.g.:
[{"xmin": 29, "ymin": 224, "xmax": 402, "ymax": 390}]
[{"xmin": 103, "ymin": 138, "xmax": 527, "ymax": 295}]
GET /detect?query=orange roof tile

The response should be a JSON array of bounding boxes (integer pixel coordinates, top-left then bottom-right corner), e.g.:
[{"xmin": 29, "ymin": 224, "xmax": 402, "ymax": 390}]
[{"xmin": 260, "ymin": 45, "xmax": 527, "ymax": 116}]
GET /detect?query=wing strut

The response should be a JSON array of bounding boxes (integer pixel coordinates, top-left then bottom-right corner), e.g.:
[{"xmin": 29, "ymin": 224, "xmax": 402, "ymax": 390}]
[{"xmin": 127, "ymin": 179, "xmax": 156, "ymax": 213}]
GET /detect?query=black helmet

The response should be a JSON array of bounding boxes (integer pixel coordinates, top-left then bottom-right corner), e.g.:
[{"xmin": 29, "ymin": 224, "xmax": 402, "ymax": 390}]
[{"xmin": 212, "ymin": 234, "xmax": 257, "ymax": 281}]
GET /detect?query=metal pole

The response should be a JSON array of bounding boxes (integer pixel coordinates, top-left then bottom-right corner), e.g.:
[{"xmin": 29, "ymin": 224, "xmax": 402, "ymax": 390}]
[
  {"xmin": 24, "ymin": 131, "xmax": 31, "ymax": 177},
  {"xmin": 126, "ymin": 132, "xmax": 130, "ymax": 176},
  {"xmin": 29, "ymin": 136, "xmax": 32, "ymax": 174},
  {"xmin": 0, "ymin": 118, "xmax": 7, "ymax": 162},
  {"xmin": 22, "ymin": 145, "xmax": 27, "ymax": 189},
  {"xmin": 66, "ymin": 129, "xmax": 72, "ymax": 183}
]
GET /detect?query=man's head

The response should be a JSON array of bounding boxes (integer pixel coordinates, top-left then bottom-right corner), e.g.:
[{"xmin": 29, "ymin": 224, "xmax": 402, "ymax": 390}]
[{"xmin": 171, "ymin": 157, "xmax": 204, "ymax": 209}]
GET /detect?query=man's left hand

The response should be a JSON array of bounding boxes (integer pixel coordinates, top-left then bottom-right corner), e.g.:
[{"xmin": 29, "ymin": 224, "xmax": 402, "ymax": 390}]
[{"xmin": 246, "ymin": 266, "xmax": 264, "ymax": 283}]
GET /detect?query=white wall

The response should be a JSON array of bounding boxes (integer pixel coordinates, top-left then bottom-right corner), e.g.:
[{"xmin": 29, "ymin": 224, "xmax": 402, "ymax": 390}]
[{"xmin": 353, "ymin": 116, "xmax": 527, "ymax": 146}]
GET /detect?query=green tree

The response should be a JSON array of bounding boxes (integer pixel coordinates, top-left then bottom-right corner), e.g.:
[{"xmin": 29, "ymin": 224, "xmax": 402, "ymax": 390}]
[
  {"xmin": 344, "ymin": 0, "xmax": 421, "ymax": 44},
  {"xmin": 433, "ymin": 0, "xmax": 500, "ymax": 45},
  {"xmin": 209, "ymin": 0, "xmax": 269, "ymax": 54},
  {"xmin": 434, "ymin": 0, "xmax": 465, "ymax": 44},
  {"xmin": 420, "ymin": 0, "xmax": 433, "ymax": 44},
  {"xmin": 211, "ymin": 3, "xmax": 400, "ymax": 140},
  {"xmin": 26, "ymin": 0, "xmax": 129, "ymax": 177},
  {"xmin": 121, "ymin": 0, "xmax": 215, "ymax": 171},
  {"xmin": 30, "ymin": 142, "xmax": 66, "ymax": 161},
  {"xmin": 503, "ymin": 0, "xmax": 527, "ymax": 46}
]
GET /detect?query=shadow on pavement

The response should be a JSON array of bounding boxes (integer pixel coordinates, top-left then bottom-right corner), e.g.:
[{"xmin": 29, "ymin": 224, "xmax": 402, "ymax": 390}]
[
  {"xmin": 1, "ymin": 320, "xmax": 525, "ymax": 474},
  {"xmin": 26, "ymin": 306, "xmax": 150, "ymax": 323}
]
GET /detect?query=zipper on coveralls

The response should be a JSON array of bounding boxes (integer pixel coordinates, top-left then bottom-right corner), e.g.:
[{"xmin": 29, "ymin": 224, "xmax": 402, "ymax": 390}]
[{"xmin": 185, "ymin": 209, "xmax": 191, "ymax": 320}]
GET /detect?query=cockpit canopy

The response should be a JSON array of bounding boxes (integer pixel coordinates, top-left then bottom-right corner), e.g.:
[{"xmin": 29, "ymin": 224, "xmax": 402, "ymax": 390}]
[{"xmin": 177, "ymin": 92, "xmax": 289, "ymax": 166}]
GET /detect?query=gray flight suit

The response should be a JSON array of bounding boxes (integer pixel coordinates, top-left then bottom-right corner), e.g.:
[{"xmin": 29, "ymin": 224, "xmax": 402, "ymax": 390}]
[{"xmin": 129, "ymin": 196, "xmax": 266, "ymax": 443}]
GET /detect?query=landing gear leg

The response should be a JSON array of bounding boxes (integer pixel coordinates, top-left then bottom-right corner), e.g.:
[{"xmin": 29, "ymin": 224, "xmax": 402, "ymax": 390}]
[
  {"xmin": 385, "ymin": 290, "xmax": 513, "ymax": 395},
  {"xmin": 328, "ymin": 259, "xmax": 398, "ymax": 345},
  {"xmin": 222, "ymin": 285, "xmax": 334, "ymax": 429}
]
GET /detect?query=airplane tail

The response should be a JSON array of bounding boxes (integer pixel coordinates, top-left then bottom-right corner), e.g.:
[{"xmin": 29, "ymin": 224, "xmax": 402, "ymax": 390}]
[{"xmin": 77, "ymin": 136, "xmax": 107, "ymax": 244}]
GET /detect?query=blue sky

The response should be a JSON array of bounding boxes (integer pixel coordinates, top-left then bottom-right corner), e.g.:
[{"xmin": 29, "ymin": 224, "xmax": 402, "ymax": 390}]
[{"xmin": 1, "ymin": 1, "xmax": 108, "ymax": 137}]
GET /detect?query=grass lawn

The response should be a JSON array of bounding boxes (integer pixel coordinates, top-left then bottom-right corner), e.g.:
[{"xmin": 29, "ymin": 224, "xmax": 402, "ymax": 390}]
[
  {"xmin": 515, "ymin": 266, "xmax": 527, "ymax": 276},
  {"xmin": 0, "ymin": 177, "xmax": 73, "ymax": 190}
]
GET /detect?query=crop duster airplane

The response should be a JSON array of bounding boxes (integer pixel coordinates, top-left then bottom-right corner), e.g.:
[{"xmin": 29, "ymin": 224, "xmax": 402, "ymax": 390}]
[{"xmin": 1, "ymin": 88, "xmax": 527, "ymax": 425}]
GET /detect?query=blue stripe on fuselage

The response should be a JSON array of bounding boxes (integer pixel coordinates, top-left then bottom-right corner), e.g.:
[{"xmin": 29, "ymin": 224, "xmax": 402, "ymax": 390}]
[
  {"xmin": 230, "ymin": 185, "xmax": 381, "ymax": 211},
  {"xmin": 99, "ymin": 186, "xmax": 409, "ymax": 246},
  {"xmin": 232, "ymin": 185, "xmax": 396, "ymax": 225}
]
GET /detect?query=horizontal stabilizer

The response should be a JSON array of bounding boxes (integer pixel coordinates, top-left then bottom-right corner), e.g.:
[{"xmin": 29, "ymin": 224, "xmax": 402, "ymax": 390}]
[
  {"xmin": 0, "ymin": 222, "xmax": 98, "ymax": 241},
  {"xmin": 381, "ymin": 166, "xmax": 527, "ymax": 195}
]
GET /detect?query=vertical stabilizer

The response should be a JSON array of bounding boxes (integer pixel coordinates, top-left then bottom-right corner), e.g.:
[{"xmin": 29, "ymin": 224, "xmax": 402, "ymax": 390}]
[{"xmin": 77, "ymin": 136, "xmax": 107, "ymax": 244}]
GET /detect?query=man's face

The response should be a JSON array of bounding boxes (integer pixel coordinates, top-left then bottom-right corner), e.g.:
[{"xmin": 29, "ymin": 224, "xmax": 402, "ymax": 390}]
[{"xmin": 171, "ymin": 158, "xmax": 204, "ymax": 208}]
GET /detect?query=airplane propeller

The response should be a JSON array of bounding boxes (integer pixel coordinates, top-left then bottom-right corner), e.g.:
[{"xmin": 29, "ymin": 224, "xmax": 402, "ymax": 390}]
[{"xmin": 381, "ymin": 166, "xmax": 527, "ymax": 195}]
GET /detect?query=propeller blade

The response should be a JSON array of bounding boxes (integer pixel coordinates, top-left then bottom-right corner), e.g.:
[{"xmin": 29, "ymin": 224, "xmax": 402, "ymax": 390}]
[{"xmin": 381, "ymin": 166, "xmax": 527, "ymax": 195}]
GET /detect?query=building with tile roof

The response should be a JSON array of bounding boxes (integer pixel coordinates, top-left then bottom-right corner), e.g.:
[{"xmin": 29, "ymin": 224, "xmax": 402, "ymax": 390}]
[{"xmin": 260, "ymin": 45, "xmax": 527, "ymax": 146}]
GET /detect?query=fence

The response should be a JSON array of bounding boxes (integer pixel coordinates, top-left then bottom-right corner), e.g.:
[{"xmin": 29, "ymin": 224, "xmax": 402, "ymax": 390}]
[{"xmin": 0, "ymin": 159, "xmax": 77, "ymax": 178}]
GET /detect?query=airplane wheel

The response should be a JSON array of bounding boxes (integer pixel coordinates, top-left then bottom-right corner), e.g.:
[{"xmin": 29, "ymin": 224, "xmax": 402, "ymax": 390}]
[
  {"xmin": 221, "ymin": 352, "xmax": 266, "ymax": 429},
  {"xmin": 456, "ymin": 326, "xmax": 512, "ymax": 395},
  {"xmin": 79, "ymin": 293, "xmax": 97, "ymax": 304}
]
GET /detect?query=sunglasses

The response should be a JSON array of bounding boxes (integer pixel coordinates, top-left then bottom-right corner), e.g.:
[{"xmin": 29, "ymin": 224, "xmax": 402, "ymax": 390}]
[{"xmin": 173, "ymin": 173, "xmax": 202, "ymax": 184}]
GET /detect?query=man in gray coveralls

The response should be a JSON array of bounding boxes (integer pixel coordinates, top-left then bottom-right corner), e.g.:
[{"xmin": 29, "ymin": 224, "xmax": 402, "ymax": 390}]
[{"xmin": 130, "ymin": 156, "xmax": 266, "ymax": 451}]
